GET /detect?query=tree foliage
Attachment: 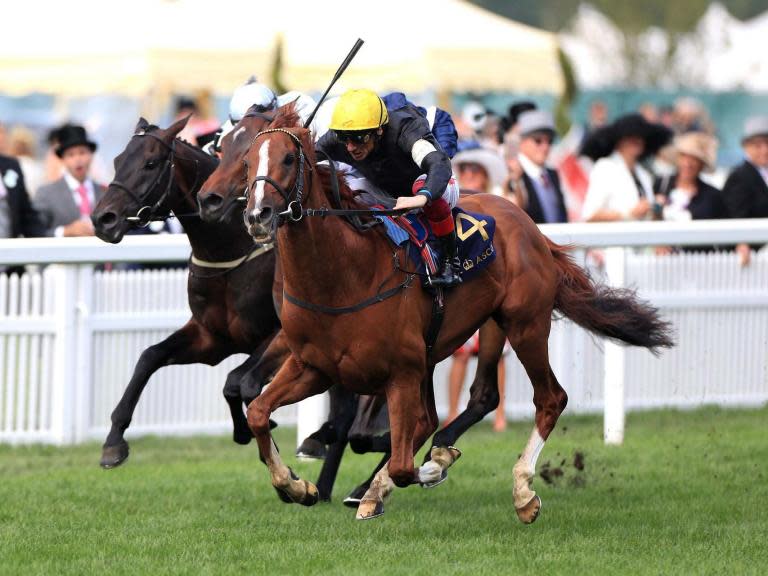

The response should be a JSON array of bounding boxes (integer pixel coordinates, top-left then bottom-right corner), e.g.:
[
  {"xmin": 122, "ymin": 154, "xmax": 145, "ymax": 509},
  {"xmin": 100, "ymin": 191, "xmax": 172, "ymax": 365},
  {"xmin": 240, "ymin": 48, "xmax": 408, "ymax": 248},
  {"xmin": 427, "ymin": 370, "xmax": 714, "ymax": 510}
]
[{"xmin": 470, "ymin": 0, "xmax": 766, "ymax": 32}]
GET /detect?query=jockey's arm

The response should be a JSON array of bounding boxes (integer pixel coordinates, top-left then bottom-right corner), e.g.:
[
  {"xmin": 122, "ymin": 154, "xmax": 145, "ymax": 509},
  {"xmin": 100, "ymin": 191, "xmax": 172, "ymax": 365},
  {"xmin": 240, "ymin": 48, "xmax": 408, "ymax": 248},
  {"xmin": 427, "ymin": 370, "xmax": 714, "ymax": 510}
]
[
  {"xmin": 413, "ymin": 142, "xmax": 452, "ymax": 201},
  {"xmin": 398, "ymin": 115, "xmax": 452, "ymax": 201}
]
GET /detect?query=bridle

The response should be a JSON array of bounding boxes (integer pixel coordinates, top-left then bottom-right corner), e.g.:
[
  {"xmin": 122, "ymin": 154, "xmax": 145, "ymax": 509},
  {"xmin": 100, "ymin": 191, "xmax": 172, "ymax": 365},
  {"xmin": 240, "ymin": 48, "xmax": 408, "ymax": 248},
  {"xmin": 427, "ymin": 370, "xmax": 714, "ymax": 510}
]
[
  {"xmin": 109, "ymin": 130, "xmax": 200, "ymax": 227},
  {"xmin": 243, "ymin": 128, "xmax": 312, "ymax": 225}
]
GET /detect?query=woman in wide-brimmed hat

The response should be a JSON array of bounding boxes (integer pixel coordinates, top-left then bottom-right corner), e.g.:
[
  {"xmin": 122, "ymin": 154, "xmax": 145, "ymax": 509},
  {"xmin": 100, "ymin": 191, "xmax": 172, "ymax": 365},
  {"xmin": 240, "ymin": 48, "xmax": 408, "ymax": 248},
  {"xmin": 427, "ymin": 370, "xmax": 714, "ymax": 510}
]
[
  {"xmin": 580, "ymin": 113, "xmax": 672, "ymax": 222},
  {"xmin": 654, "ymin": 132, "xmax": 726, "ymax": 222},
  {"xmin": 451, "ymin": 142, "xmax": 508, "ymax": 195}
]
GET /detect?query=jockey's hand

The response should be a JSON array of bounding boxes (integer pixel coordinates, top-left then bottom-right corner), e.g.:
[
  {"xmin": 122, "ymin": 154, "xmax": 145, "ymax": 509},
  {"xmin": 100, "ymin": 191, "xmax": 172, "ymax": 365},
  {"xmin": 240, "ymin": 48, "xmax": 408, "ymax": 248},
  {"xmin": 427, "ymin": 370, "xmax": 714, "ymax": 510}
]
[{"xmin": 394, "ymin": 194, "xmax": 428, "ymax": 212}]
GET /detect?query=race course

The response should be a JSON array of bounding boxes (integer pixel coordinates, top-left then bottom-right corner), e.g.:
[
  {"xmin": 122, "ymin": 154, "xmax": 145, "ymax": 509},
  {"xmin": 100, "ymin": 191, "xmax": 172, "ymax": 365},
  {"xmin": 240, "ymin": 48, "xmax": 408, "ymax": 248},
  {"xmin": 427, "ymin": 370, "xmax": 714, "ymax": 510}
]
[{"xmin": 2, "ymin": 406, "xmax": 766, "ymax": 576}]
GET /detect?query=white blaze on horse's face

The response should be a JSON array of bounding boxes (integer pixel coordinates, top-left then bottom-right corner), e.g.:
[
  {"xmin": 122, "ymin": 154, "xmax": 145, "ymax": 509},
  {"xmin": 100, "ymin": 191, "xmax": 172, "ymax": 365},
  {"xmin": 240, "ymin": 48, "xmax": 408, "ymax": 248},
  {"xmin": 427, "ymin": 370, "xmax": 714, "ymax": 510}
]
[{"xmin": 250, "ymin": 139, "xmax": 271, "ymax": 219}]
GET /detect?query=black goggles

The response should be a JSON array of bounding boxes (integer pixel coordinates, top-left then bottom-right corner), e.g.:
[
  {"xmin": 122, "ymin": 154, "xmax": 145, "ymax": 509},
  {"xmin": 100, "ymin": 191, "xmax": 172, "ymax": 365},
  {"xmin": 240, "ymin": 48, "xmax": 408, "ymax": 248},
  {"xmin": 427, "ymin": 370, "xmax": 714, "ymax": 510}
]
[{"xmin": 333, "ymin": 130, "xmax": 375, "ymax": 145}]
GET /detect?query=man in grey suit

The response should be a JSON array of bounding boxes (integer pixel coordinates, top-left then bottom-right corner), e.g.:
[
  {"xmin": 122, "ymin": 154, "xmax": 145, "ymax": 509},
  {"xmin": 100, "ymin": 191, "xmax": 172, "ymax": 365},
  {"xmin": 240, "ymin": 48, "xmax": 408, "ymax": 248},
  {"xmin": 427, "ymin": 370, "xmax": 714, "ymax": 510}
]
[{"xmin": 35, "ymin": 124, "xmax": 106, "ymax": 237}]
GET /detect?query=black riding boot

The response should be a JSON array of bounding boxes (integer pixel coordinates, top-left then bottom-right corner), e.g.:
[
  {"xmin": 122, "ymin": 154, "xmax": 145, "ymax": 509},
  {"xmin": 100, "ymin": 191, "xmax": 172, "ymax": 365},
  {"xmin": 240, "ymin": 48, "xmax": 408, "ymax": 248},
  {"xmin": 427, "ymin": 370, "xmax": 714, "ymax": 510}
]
[{"xmin": 430, "ymin": 230, "xmax": 463, "ymax": 287}]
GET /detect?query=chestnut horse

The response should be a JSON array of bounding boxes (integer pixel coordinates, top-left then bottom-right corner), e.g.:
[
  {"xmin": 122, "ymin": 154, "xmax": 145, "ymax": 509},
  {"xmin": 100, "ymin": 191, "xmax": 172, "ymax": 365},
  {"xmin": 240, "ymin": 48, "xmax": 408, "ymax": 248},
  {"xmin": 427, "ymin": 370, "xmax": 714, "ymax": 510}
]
[
  {"xmin": 240, "ymin": 115, "xmax": 673, "ymax": 522},
  {"xmin": 198, "ymin": 106, "xmax": 513, "ymax": 505},
  {"xmin": 91, "ymin": 115, "xmax": 284, "ymax": 468}
]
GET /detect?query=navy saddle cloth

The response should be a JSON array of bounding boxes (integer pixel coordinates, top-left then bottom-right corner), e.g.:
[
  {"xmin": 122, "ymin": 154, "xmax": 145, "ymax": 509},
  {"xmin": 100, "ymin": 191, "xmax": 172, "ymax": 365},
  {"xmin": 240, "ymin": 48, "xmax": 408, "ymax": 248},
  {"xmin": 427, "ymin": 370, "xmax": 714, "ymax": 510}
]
[{"xmin": 378, "ymin": 207, "xmax": 496, "ymax": 282}]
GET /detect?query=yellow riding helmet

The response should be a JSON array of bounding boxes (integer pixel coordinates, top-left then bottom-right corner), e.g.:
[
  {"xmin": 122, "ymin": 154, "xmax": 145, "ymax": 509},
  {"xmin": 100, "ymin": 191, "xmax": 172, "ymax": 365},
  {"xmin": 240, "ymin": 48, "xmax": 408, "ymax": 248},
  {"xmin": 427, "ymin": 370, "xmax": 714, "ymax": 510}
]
[{"xmin": 329, "ymin": 89, "xmax": 389, "ymax": 131}]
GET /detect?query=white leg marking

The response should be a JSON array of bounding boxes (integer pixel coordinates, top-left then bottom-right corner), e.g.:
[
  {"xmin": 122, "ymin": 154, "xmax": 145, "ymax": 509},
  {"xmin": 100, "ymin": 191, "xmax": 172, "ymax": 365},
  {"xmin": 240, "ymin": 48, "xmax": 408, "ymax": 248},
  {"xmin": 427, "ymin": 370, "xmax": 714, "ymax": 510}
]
[
  {"xmin": 521, "ymin": 428, "xmax": 546, "ymax": 470},
  {"xmin": 513, "ymin": 427, "xmax": 546, "ymax": 509},
  {"xmin": 250, "ymin": 139, "xmax": 270, "ymax": 219},
  {"xmin": 418, "ymin": 460, "xmax": 442, "ymax": 485}
]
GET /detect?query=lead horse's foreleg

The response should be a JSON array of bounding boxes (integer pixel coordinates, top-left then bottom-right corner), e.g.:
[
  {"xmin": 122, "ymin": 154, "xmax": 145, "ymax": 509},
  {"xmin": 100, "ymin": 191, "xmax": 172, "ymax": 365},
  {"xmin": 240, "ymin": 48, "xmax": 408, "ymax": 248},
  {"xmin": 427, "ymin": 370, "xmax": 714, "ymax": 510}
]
[
  {"xmin": 357, "ymin": 369, "xmax": 438, "ymax": 520},
  {"xmin": 101, "ymin": 320, "xmax": 228, "ymax": 468},
  {"xmin": 510, "ymin": 322, "xmax": 567, "ymax": 524},
  {"xmin": 247, "ymin": 355, "xmax": 332, "ymax": 506}
]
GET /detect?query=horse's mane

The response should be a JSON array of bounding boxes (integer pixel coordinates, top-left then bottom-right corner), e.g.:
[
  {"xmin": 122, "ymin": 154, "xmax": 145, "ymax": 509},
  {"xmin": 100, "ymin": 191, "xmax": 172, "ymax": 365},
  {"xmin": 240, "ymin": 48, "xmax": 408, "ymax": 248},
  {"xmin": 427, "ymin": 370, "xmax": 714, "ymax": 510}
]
[{"xmin": 269, "ymin": 101, "xmax": 302, "ymax": 130}]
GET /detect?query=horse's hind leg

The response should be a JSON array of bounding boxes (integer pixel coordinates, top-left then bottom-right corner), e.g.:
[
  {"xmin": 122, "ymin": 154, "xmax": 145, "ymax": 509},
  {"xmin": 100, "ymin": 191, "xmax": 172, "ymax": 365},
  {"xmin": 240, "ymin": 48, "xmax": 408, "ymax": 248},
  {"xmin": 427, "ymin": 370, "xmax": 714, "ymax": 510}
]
[
  {"xmin": 425, "ymin": 320, "xmax": 507, "ymax": 474},
  {"xmin": 509, "ymin": 319, "xmax": 568, "ymax": 524},
  {"xmin": 101, "ymin": 320, "xmax": 228, "ymax": 469}
]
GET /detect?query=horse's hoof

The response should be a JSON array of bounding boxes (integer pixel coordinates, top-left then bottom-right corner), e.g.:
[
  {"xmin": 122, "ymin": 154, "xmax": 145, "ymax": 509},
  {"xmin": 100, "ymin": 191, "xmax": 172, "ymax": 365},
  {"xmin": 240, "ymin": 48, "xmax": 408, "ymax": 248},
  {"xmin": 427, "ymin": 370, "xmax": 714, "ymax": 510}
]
[
  {"xmin": 421, "ymin": 469, "xmax": 448, "ymax": 489},
  {"xmin": 356, "ymin": 500, "xmax": 384, "ymax": 520},
  {"xmin": 515, "ymin": 495, "xmax": 542, "ymax": 524},
  {"xmin": 295, "ymin": 437, "xmax": 326, "ymax": 461},
  {"xmin": 232, "ymin": 429, "xmax": 252, "ymax": 445},
  {"xmin": 273, "ymin": 486, "xmax": 295, "ymax": 504},
  {"xmin": 100, "ymin": 442, "xmax": 129, "ymax": 469},
  {"xmin": 297, "ymin": 481, "xmax": 319, "ymax": 507},
  {"xmin": 342, "ymin": 483, "xmax": 369, "ymax": 508}
]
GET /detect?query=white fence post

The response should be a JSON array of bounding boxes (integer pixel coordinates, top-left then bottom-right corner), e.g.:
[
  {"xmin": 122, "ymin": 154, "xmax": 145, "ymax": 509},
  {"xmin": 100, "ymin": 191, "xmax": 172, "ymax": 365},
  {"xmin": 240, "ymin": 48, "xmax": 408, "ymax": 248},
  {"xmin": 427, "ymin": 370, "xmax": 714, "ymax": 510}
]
[
  {"xmin": 603, "ymin": 247, "xmax": 626, "ymax": 445},
  {"xmin": 49, "ymin": 265, "xmax": 79, "ymax": 445},
  {"xmin": 74, "ymin": 264, "xmax": 94, "ymax": 443},
  {"xmin": 296, "ymin": 393, "xmax": 329, "ymax": 449}
]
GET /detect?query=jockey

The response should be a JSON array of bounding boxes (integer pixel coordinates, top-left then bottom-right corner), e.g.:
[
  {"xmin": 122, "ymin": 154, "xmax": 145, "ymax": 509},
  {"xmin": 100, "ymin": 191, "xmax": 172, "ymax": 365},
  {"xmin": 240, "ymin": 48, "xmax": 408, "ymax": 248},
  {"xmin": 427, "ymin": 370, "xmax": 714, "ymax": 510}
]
[
  {"xmin": 317, "ymin": 89, "xmax": 462, "ymax": 287},
  {"xmin": 206, "ymin": 78, "xmax": 325, "ymax": 155}
]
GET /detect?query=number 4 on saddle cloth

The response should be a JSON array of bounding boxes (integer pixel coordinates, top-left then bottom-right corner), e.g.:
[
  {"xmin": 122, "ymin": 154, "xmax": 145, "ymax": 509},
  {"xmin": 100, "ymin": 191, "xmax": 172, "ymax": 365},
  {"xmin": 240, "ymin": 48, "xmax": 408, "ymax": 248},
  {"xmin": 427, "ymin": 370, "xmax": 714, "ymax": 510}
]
[{"xmin": 377, "ymin": 208, "xmax": 497, "ymax": 284}]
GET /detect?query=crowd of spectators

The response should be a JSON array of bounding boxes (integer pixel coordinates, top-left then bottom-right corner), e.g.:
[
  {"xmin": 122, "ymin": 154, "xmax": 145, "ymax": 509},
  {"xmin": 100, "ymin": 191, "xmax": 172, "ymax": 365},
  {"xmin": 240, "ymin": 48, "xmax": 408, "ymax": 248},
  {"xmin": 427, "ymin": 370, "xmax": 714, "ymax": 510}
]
[{"xmin": 452, "ymin": 96, "xmax": 768, "ymax": 265}]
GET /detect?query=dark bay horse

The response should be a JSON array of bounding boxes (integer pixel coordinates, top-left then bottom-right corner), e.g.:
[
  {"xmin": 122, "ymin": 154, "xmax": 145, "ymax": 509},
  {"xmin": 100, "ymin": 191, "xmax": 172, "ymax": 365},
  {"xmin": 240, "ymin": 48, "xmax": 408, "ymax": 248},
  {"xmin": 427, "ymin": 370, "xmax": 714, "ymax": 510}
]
[
  {"xmin": 198, "ymin": 106, "xmax": 513, "ymax": 506},
  {"xmin": 240, "ymin": 117, "xmax": 673, "ymax": 522},
  {"xmin": 91, "ymin": 115, "xmax": 284, "ymax": 468}
]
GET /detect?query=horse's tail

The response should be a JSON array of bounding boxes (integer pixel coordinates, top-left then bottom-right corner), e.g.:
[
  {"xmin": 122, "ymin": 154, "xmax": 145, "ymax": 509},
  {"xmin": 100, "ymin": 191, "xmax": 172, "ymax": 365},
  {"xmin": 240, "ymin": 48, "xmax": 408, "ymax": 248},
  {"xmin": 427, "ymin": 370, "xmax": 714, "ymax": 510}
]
[{"xmin": 547, "ymin": 239, "xmax": 675, "ymax": 353}]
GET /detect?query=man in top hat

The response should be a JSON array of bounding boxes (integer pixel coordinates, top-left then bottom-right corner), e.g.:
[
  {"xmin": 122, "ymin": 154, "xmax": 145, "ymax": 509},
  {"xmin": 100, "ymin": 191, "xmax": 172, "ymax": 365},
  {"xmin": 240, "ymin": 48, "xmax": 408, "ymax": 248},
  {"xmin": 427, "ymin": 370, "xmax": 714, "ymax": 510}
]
[
  {"xmin": 721, "ymin": 116, "xmax": 768, "ymax": 265},
  {"xmin": 34, "ymin": 124, "xmax": 106, "ymax": 237},
  {"xmin": 514, "ymin": 110, "xmax": 568, "ymax": 224}
]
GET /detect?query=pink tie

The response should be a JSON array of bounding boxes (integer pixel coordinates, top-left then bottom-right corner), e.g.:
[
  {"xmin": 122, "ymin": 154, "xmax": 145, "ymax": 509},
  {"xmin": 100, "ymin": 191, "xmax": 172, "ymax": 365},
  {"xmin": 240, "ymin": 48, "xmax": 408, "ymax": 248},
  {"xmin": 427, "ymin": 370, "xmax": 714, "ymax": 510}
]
[{"xmin": 77, "ymin": 184, "xmax": 91, "ymax": 216}]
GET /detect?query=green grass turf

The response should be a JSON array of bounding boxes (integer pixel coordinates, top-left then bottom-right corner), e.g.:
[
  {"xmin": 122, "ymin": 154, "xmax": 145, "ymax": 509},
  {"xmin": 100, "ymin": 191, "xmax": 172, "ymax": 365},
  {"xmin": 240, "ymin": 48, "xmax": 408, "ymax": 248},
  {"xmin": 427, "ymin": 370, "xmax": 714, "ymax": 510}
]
[{"xmin": 1, "ymin": 406, "xmax": 767, "ymax": 576}]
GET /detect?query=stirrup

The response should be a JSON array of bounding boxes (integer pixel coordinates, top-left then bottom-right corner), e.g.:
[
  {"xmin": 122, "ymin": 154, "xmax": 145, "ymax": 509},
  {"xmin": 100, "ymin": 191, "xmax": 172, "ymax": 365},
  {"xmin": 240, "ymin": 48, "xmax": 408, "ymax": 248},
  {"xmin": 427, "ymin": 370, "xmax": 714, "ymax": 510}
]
[{"xmin": 429, "ymin": 260, "xmax": 463, "ymax": 287}]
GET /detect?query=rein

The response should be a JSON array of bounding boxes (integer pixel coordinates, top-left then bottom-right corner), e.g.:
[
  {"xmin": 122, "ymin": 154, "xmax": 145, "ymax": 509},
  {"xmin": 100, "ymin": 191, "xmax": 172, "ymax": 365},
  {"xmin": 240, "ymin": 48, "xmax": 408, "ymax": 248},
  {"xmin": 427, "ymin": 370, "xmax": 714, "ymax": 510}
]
[{"xmin": 244, "ymin": 128, "xmax": 412, "ymax": 226}]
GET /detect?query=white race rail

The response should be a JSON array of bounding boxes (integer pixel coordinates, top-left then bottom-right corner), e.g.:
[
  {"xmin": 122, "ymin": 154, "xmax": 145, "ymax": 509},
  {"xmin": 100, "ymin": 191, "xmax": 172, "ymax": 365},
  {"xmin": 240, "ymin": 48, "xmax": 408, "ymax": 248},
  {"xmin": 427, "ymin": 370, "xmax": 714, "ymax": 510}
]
[{"xmin": 1, "ymin": 219, "xmax": 767, "ymax": 446}]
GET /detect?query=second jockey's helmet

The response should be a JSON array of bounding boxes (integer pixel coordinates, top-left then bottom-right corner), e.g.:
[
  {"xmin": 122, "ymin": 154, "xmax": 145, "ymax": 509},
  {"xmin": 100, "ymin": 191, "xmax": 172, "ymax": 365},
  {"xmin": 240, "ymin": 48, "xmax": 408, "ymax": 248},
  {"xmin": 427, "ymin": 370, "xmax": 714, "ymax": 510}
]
[
  {"xmin": 329, "ymin": 89, "xmax": 389, "ymax": 132},
  {"xmin": 229, "ymin": 78, "xmax": 277, "ymax": 122}
]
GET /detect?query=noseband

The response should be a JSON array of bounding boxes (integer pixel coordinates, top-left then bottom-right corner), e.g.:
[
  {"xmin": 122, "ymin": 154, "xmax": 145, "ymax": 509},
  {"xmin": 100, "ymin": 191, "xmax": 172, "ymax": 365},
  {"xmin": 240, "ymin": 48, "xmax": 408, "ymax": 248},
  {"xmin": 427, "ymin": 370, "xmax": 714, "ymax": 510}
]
[{"xmin": 244, "ymin": 128, "xmax": 311, "ymax": 224}]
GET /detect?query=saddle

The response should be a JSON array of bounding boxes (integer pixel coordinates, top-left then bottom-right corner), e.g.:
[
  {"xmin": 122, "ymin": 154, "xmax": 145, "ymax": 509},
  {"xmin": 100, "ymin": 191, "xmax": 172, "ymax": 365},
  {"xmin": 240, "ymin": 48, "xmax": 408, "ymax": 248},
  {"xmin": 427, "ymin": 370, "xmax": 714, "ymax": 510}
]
[{"xmin": 377, "ymin": 207, "xmax": 497, "ymax": 283}]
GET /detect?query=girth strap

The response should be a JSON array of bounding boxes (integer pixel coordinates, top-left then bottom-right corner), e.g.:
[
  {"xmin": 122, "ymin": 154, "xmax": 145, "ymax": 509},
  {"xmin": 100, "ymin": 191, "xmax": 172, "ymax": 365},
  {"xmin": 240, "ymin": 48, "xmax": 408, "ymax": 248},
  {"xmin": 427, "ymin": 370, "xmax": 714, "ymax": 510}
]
[
  {"xmin": 190, "ymin": 243, "xmax": 273, "ymax": 269},
  {"xmin": 284, "ymin": 273, "xmax": 415, "ymax": 316}
]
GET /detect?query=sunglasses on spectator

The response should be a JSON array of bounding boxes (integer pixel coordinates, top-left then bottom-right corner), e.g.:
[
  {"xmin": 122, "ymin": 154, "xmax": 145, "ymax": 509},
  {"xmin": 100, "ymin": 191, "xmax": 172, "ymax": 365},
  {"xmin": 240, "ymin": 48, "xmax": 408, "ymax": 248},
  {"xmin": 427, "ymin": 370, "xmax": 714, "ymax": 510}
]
[{"xmin": 334, "ymin": 130, "xmax": 375, "ymax": 145}]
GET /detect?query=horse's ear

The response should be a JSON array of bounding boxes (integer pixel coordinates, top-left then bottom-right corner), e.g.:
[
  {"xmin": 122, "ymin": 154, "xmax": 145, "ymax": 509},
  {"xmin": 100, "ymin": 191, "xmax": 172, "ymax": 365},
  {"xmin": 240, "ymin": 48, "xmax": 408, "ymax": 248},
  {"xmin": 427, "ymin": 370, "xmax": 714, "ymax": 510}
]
[
  {"xmin": 165, "ymin": 114, "xmax": 191, "ymax": 141},
  {"xmin": 135, "ymin": 117, "xmax": 149, "ymax": 133}
]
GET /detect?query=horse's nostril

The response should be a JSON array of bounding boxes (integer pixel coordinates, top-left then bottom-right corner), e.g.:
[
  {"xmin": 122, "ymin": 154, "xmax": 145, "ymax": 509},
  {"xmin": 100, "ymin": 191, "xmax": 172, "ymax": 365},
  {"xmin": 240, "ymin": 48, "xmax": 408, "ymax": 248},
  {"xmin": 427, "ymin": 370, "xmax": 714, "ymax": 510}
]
[
  {"xmin": 247, "ymin": 212, "xmax": 258, "ymax": 226},
  {"xmin": 258, "ymin": 206, "xmax": 273, "ymax": 223},
  {"xmin": 98, "ymin": 212, "xmax": 118, "ymax": 227},
  {"xmin": 202, "ymin": 193, "xmax": 224, "ymax": 210}
]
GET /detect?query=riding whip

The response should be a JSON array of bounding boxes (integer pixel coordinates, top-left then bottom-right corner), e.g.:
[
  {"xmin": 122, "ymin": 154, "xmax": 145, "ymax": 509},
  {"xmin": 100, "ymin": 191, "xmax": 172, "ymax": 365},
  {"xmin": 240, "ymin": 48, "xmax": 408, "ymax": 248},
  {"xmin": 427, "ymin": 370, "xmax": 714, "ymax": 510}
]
[{"xmin": 303, "ymin": 38, "xmax": 364, "ymax": 129}]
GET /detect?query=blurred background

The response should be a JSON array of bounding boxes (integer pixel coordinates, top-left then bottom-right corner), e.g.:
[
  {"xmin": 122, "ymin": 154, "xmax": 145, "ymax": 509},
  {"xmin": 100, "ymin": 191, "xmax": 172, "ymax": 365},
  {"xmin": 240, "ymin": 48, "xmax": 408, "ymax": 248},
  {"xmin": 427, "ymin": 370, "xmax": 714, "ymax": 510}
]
[{"xmin": 1, "ymin": 0, "xmax": 766, "ymax": 181}]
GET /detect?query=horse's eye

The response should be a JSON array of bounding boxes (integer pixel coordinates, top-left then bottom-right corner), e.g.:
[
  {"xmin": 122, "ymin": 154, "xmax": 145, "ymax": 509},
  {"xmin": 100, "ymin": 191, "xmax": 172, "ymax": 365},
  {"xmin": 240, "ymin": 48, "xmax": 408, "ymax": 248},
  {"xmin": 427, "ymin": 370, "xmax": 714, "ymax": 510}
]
[
  {"xmin": 283, "ymin": 153, "xmax": 295, "ymax": 166},
  {"xmin": 144, "ymin": 160, "xmax": 157, "ymax": 170}
]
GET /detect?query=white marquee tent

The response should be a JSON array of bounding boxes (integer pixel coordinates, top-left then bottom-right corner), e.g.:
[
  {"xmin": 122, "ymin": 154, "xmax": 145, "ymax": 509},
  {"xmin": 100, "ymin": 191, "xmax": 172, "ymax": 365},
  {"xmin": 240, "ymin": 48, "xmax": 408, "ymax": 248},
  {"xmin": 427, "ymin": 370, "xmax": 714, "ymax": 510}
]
[{"xmin": 0, "ymin": 0, "xmax": 563, "ymax": 98}]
